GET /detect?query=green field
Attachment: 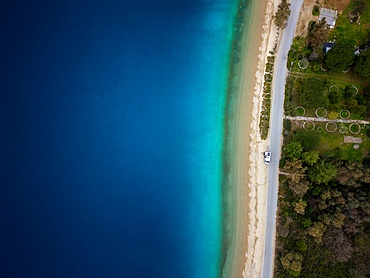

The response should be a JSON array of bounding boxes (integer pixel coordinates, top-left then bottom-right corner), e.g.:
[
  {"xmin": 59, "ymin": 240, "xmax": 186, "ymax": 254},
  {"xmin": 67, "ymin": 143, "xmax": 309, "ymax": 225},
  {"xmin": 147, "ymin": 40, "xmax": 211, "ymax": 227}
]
[{"xmin": 329, "ymin": 0, "xmax": 370, "ymax": 46}]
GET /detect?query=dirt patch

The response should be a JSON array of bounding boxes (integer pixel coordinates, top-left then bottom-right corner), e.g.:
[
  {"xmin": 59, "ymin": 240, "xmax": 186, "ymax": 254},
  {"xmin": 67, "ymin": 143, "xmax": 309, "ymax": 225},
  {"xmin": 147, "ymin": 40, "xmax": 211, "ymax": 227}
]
[
  {"xmin": 322, "ymin": 0, "xmax": 351, "ymax": 12},
  {"xmin": 295, "ymin": 0, "xmax": 319, "ymax": 37}
]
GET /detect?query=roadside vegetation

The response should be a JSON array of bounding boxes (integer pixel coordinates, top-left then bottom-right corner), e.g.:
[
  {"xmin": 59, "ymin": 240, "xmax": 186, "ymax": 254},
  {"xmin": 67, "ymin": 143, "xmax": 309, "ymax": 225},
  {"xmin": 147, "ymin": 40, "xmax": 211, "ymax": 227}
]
[
  {"xmin": 259, "ymin": 0, "xmax": 291, "ymax": 138},
  {"xmin": 275, "ymin": 1, "xmax": 370, "ymax": 277},
  {"xmin": 274, "ymin": 0, "xmax": 291, "ymax": 29},
  {"xmin": 260, "ymin": 55, "xmax": 275, "ymax": 139}
]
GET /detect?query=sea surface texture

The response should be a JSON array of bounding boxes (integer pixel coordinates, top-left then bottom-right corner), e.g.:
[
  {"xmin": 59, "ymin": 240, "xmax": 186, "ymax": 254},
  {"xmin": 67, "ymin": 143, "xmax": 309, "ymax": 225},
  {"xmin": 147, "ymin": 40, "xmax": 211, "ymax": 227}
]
[{"xmin": 0, "ymin": 0, "xmax": 239, "ymax": 277}]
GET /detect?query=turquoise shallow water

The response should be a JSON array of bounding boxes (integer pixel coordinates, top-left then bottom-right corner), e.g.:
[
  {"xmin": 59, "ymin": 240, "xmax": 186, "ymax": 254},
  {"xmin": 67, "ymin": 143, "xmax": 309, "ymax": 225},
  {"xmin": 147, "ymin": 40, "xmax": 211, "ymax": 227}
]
[{"xmin": 0, "ymin": 0, "xmax": 242, "ymax": 277}]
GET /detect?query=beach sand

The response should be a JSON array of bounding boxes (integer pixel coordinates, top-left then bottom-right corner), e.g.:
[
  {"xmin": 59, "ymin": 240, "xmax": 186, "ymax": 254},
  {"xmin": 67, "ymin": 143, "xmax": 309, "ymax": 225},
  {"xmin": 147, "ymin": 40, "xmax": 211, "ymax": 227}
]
[
  {"xmin": 222, "ymin": 0, "xmax": 280, "ymax": 277},
  {"xmin": 242, "ymin": 0, "xmax": 280, "ymax": 277}
]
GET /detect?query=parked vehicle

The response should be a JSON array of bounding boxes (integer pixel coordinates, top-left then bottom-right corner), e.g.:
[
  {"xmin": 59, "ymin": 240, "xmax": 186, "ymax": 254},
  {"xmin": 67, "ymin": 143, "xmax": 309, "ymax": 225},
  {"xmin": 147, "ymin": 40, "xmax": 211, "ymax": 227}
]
[{"xmin": 264, "ymin": 151, "xmax": 271, "ymax": 165}]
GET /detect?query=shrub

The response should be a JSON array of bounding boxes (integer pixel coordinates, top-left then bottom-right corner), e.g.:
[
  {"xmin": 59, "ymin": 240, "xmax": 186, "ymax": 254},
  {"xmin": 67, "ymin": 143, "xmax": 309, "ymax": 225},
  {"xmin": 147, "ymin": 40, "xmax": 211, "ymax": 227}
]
[
  {"xmin": 328, "ymin": 111, "xmax": 338, "ymax": 120},
  {"xmin": 312, "ymin": 5, "xmax": 320, "ymax": 16},
  {"xmin": 308, "ymin": 161, "xmax": 337, "ymax": 184},
  {"xmin": 354, "ymin": 48, "xmax": 370, "ymax": 77},
  {"xmin": 296, "ymin": 239, "xmax": 308, "ymax": 251},
  {"xmin": 299, "ymin": 78, "xmax": 327, "ymax": 108},
  {"xmin": 285, "ymin": 141, "xmax": 303, "ymax": 159},
  {"xmin": 328, "ymin": 91, "xmax": 341, "ymax": 104},
  {"xmin": 284, "ymin": 119, "xmax": 292, "ymax": 131},
  {"xmin": 302, "ymin": 150, "xmax": 320, "ymax": 166},
  {"xmin": 292, "ymin": 130, "xmax": 321, "ymax": 151}
]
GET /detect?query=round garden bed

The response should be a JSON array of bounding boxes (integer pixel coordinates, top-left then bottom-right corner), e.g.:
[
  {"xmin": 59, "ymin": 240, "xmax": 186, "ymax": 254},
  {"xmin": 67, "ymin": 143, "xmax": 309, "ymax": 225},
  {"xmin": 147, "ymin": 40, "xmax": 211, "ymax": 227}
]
[
  {"xmin": 349, "ymin": 123, "xmax": 361, "ymax": 134},
  {"xmin": 303, "ymin": 121, "xmax": 315, "ymax": 131},
  {"xmin": 317, "ymin": 127, "xmax": 323, "ymax": 133},
  {"xmin": 340, "ymin": 110, "xmax": 350, "ymax": 119},
  {"xmin": 298, "ymin": 59, "xmax": 309, "ymax": 69},
  {"xmin": 315, "ymin": 107, "xmax": 327, "ymax": 118},
  {"xmin": 325, "ymin": 122, "xmax": 337, "ymax": 132},
  {"xmin": 294, "ymin": 106, "xmax": 305, "ymax": 116},
  {"xmin": 342, "ymin": 67, "xmax": 350, "ymax": 73},
  {"xmin": 329, "ymin": 85, "xmax": 339, "ymax": 93},
  {"xmin": 350, "ymin": 85, "xmax": 358, "ymax": 96}
]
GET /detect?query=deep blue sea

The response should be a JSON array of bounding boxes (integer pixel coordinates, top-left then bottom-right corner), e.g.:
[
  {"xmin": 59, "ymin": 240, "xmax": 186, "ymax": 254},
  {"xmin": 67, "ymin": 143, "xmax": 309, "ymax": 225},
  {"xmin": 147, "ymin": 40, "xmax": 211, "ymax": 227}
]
[{"xmin": 1, "ymin": 0, "xmax": 239, "ymax": 277}]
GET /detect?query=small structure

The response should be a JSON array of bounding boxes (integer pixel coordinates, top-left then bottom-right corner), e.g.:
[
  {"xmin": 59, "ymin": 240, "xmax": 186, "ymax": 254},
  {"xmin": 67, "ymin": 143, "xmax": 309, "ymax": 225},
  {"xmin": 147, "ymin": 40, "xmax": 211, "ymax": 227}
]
[
  {"xmin": 323, "ymin": 42, "xmax": 336, "ymax": 54},
  {"xmin": 319, "ymin": 8, "xmax": 338, "ymax": 28},
  {"xmin": 344, "ymin": 136, "xmax": 362, "ymax": 144}
]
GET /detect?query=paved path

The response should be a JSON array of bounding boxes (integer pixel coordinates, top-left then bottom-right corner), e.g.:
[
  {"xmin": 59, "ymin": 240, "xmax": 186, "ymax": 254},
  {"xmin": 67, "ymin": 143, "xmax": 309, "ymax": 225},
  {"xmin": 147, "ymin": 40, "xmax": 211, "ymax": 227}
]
[
  {"xmin": 261, "ymin": 1, "xmax": 304, "ymax": 278},
  {"xmin": 285, "ymin": 115, "xmax": 370, "ymax": 124}
]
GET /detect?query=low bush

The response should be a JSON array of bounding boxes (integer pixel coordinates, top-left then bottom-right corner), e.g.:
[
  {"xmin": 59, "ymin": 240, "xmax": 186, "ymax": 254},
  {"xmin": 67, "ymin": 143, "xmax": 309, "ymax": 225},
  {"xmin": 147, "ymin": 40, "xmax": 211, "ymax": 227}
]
[{"xmin": 299, "ymin": 78, "xmax": 327, "ymax": 108}]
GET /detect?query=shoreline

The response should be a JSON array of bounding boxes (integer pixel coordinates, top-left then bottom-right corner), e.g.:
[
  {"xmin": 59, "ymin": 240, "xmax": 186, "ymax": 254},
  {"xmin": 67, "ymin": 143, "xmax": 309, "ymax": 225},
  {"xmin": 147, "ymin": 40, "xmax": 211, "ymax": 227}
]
[
  {"xmin": 242, "ymin": 0, "xmax": 279, "ymax": 277},
  {"xmin": 222, "ymin": 0, "xmax": 279, "ymax": 277}
]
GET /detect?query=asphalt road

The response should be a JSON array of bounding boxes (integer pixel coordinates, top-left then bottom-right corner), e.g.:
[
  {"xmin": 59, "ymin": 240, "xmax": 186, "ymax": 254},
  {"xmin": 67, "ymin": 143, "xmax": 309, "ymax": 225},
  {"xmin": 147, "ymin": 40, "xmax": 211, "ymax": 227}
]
[{"xmin": 261, "ymin": 1, "xmax": 303, "ymax": 277}]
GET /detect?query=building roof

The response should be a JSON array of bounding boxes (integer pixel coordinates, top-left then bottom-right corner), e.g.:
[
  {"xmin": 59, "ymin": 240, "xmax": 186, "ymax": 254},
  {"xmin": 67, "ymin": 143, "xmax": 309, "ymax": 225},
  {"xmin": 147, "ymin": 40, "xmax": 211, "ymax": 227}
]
[
  {"xmin": 323, "ymin": 42, "xmax": 336, "ymax": 54},
  {"xmin": 319, "ymin": 8, "xmax": 338, "ymax": 28}
]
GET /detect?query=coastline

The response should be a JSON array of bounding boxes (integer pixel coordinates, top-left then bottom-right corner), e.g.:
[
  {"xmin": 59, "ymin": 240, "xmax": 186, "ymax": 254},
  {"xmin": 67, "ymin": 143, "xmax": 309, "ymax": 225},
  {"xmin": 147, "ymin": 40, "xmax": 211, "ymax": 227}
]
[
  {"xmin": 242, "ymin": 0, "xmax": 279, "ymax": 277},
  {"xmin": 222, "ymin": 0, "xmax": 279, "ymax": 277}
]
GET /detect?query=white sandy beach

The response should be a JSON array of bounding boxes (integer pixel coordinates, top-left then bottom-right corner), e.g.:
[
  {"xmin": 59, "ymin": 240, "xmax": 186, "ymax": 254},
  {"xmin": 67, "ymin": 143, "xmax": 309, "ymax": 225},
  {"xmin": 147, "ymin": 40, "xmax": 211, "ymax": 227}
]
[{"xmin": 241, "ymin": 0, "xmax": 279, "ymax": 276}]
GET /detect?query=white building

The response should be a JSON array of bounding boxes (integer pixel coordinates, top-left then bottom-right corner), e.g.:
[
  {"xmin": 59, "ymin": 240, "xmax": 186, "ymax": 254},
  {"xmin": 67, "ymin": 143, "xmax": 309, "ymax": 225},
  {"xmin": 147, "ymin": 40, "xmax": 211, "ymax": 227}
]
[{"xmin": 319, "ymin": 8, "xmax": 338, "ymax": 28}]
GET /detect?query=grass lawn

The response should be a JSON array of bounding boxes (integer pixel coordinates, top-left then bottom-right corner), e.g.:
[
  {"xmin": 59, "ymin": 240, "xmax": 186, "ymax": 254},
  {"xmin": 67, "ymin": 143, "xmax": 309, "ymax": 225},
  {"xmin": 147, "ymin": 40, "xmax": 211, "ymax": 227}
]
[
  {"xmin": 293, "ymin": 121, "xmax": 368, "ymax": 161},
  {"xmin": 329, "ymin": 1, "xmax": 370, "ymax": 46}
]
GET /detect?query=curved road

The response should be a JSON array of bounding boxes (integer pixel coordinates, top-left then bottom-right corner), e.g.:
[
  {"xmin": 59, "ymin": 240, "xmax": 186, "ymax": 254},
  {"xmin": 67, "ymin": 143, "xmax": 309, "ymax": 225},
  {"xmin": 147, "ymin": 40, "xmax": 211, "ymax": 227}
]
[{"xmin": 261, "ymin": 1, "xmax": 303, "ymax": 278}]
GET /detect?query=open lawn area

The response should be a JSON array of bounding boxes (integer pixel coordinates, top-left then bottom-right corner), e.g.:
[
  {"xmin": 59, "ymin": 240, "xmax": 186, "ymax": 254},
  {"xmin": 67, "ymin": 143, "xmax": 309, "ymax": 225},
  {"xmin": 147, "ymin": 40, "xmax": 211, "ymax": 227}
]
[{"xmin": 329, "ymin": 0, "xmax": 370, "ymax": 46}]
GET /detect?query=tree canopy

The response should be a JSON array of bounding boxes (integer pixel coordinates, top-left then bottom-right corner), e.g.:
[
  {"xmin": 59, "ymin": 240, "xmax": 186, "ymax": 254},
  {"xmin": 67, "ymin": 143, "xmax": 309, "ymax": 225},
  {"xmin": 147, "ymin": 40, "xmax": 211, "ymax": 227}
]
[
  {"xmin": 308, "ymin": 161, "xmax": 337, "ymax": 184},
  {"xmin": 325, "ymin": 44, "xmax": 355, "ymax": 72},
  {"xmin": 274, "ymin": 0, "xmax": 291, "ymax": 29},
  {"xmin": 302, "ymin": 150, "xmax": 320, "ymax": 166},
  {"xmin": 292, "ymin": 129, "xmax": 321, "ymax": 151},
  {"xmin": 354, "ymin": 48, "xmax": 370, "ymax": 77},
  {"xmin": 307, "ymin": 19, "xmax": 329, "ymax": 52},
  {"xmin": 285, "ymin": 141, "xmax": 303, "ymax": 160},
  {"xmin": 299, "ymin": 78, "xmax": 327, "ymax": 108},
  {"xmin": 281, "ymin": 252, "xmax": 303, "ymax": 276}
]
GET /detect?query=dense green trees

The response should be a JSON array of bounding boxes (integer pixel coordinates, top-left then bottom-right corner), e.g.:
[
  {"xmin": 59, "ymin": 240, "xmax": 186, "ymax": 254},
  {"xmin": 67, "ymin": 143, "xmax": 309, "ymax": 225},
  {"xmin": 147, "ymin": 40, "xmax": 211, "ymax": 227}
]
[
  {"xmin": 282, "ymin": 159, "xmax": 309, "ymax": 197},
  {"xmin": 292, "ymin": 130, "xmax": 321, "ymax": 151},
  {"xmin": 328, "ymin": 90, "xmax": 340, "ymax": 104},
  {"xmin": 274, "ymin": 0, "xmax": 291, "ymax": 29},
  {"xmin": 299, "ymin": 78, "xmax": 327, "ymax": 108},
  {"xmin": 302, "ymin": 151, "xmax": 320, "ymax": 166},
  {"xmin": 308, "ymin": 161, "xmax": 337, "ymax": 184},
  {"xmin": 307, "ymin": 221, "xmax": 326, "ymax": 243},
  {"xmin": 307, "ymin": 19, "xmax": 329, "ymax": 52},
  {"xmin": 294, "ymin": 199, "xmax": 307, "ymax": 214},
  {"xmin": 325, "ymin": 44, "xmax": 355, "ymax": 72},
  {"xmin": 277, "ymin": 154, "xmax": 370, "ymax": 276},
  {"xmin": 280, "ymin": 252, "xmax": 303, "ymax": 276},
  {"xmin": 354, "ymin": 48, "xmax": 370, "ymax": 77},
  {"xmin": 285, "ymin": 141, "xmax": 303, "ymax": 159}
]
